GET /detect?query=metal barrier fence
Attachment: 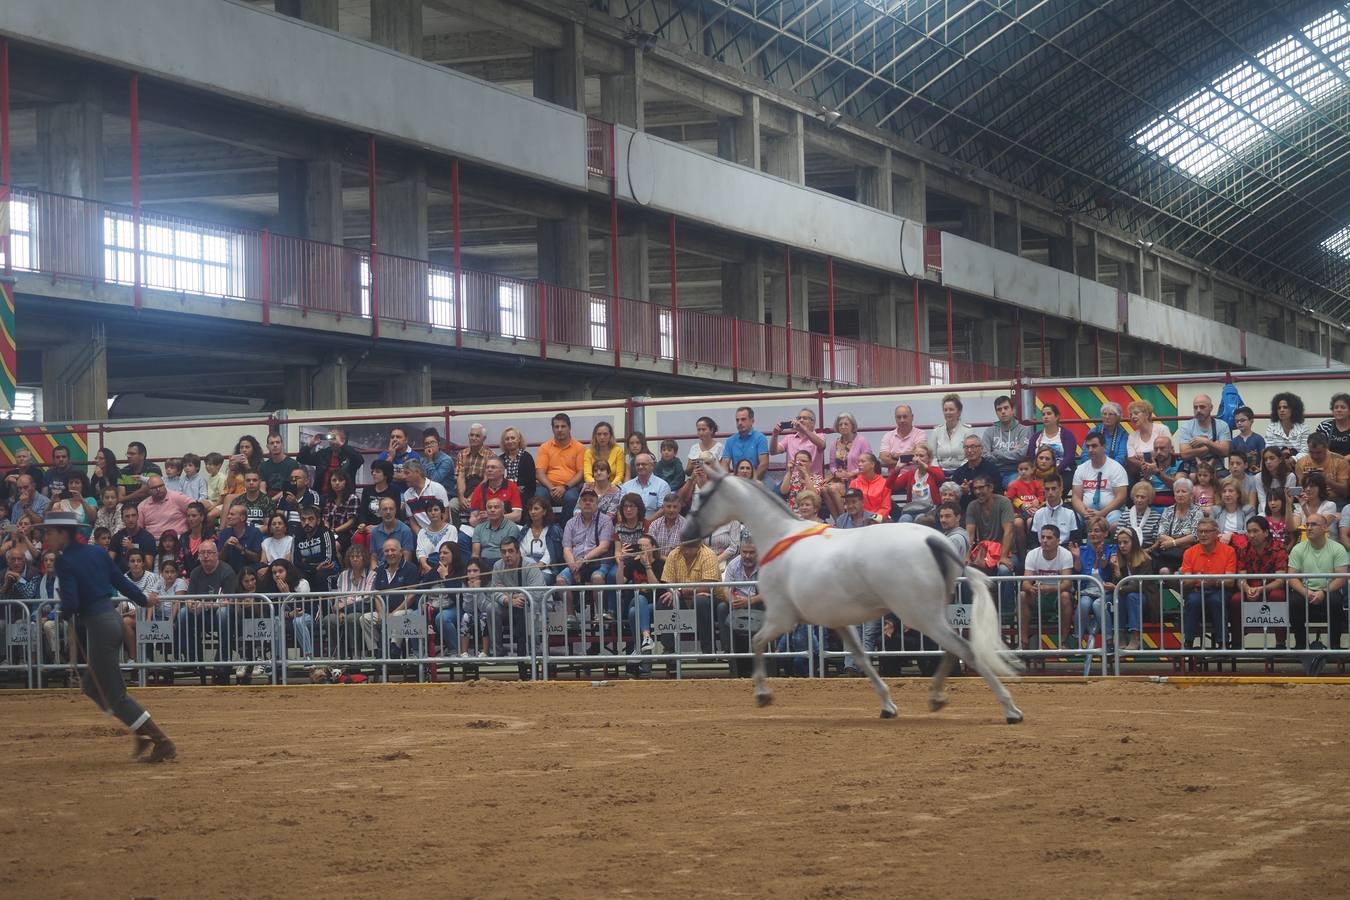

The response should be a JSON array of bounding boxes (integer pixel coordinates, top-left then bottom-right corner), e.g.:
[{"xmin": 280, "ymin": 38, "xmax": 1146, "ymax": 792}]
[{"xmin": 1111, "ymin": 572, "xmax": 1350, "ymax": 675}]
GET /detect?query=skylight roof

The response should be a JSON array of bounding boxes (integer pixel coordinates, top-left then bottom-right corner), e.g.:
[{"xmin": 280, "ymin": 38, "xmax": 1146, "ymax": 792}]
[
  {"xmin": 1134, "ymin": 8, "xmax": 1350, "ymax": 177},
  {"xmin": 1323, "ymin": 224, "xmax": 1350, "ymax": 259}
]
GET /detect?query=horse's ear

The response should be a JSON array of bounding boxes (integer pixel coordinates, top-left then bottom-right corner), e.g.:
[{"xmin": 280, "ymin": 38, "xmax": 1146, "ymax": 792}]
[{"xmin": 701, "ymin": 453, "xmax": 725, "ymax": 480}]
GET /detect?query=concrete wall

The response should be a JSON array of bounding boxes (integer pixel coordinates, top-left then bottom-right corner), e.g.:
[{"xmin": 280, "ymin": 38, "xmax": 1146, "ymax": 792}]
[
  {"xmin": 613, "ymin": 126, "xmax": 926, "ymax": 278},
  {"xmin": 1, "ymin": 0, "xmax": 588, "ymax": 190}
]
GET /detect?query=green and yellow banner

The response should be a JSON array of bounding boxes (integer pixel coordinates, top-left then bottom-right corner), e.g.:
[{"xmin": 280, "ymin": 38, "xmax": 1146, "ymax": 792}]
[
  {"xmin": 0, "ymin": 425, "xmax": 89, "ymax": 465},
  {"xmin": 0, "ymin": 183, "xmax": 14, "ymax": 414},
  {"xmin": 1033, "ymin": 382, "xmax": 1179, "ymax": 443}
]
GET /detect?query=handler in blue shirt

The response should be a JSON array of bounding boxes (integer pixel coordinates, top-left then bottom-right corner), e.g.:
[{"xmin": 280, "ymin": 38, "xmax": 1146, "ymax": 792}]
[{"xmin": 46, "ymin": 511, "xmax": 177, "ymax": 762}]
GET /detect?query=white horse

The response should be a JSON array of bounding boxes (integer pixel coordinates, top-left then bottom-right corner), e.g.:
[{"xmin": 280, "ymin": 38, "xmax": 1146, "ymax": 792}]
[{"xmin": 682, "ymin": 462, "xmax": 1023, "ymax": 723}]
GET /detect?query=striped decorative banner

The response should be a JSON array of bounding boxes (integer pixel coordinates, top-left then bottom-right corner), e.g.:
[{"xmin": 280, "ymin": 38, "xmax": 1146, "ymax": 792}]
[
  {"xmin": 0, "ymin": 183, "xmax": 14, "ymax": 413},
  {"xmin": 1033, "ymin": 382, "xmax": 1179, "ymax": 447},
  {"xmin": 0, "ymin": 425, "xmax": 89, "ymax": 465}
]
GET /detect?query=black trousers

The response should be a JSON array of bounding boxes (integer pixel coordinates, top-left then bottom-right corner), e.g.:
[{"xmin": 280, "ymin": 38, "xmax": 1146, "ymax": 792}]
[{"xmin": 1288, "ymin": 588, "xmax": 1347, "ymax": 650}]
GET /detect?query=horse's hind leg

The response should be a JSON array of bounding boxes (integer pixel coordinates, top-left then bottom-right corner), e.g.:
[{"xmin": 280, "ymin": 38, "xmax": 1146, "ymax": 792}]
[
  {"xmin": 930, "ymin": 624, "xmax": 1023, "ymax": 724},
  {"xmin": 928, "ymin": 651, "xmax": 960, "ymax": 712},
  {"xmin": 834, "ymin": 626, "xmax": 897, "ymax": 719}
]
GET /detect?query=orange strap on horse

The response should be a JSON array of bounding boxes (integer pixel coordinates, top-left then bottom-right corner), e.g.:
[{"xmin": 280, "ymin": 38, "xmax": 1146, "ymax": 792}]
[{"xmin": 759, "ymin": 522, "xmax": 832, "ymax": 566}]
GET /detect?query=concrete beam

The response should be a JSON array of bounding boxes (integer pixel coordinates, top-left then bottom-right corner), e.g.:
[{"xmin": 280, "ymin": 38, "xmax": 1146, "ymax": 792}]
[
  {"xmin": 421, "ymin": 31, "xmax": 531, "ymax": 64},
  {"xmin": 103, "ymin": 170, "xmax": 279, "ymax": 204},
  {"xmin": 369, "ymin": 0, "xmax": 423, "ymax": 57},
  {"xmin": 763, "ymin": 111, "xmax": 804, "ymax": 184},
  {"xmin": 36, "ymin": 89, "xmax": 103, "ymax": 199},
  {"xmin": 273, "ymin": 0, "xmax": 338, "ymax": 29},
  {"xmin": 532, "ymin": 21, "xmax": 585, "ymax": 113}
]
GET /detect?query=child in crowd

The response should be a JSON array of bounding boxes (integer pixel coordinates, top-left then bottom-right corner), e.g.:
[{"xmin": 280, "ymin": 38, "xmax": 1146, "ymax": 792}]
[
  {"xmin": 1007, "ymin": 458, "xmax": 1045, "ymax": 522},
  {"xmin": 653, "ymin": 439, "xmax": 685, "ymax": 492},
  {"xmin": 1230, "ymin": 405, "xmax": 1265, "ymax": 472},
  {"xmin": 1191, "ymin": 461, "xmax": 1217, "ymax": 511},
  {"xmin": 94, "ymin": 486, "xmax": 123, "ymax": 535},
  {"xmin": 1227, "ymin": 450, "xmax": 1259, "ymax": 510},
  {"xmin": 92, "ymin": 526, "xmax": 113, "ymax": 553},
  {"xmin": 1263, "ymin": 488, "xmax": 1292, "ymax": 549},
  {"xmin": 204, "ymin": 452, "xmax": 227, "ymax": 510}
]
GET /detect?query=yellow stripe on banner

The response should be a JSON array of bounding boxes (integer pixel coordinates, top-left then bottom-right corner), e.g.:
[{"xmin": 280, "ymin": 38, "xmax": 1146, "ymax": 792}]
[
  {"xmin": 69, "ymin": 430, "xmax": 89, "ymax": 456},
  {"xmin": 1159, "ymin": 383, "xmax": 1178, "ymax": 410},
  {"xmin": 16, "ymin": 433, "xmax": 47, "ymax": 463},
  {"xmin": 1056, "ymin": 387, "xmax": 1091, "ymax": 427},
  {"xmin": 0, "ymin": 356, "xmax": 14, "ymax": 389}
]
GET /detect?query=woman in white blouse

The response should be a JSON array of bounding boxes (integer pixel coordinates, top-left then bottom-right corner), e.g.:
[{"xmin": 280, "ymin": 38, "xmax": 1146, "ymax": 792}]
[
  {"xmin": 1264, "ymin": 392, "xmax": 1311, "ymax": 458},
  {"xmin": 930, "ymin": 393, "xmax": 976, "ymax": 476},
  {"xmin": 684, "ymin": 416, "xmax": 724, "ymax": 476}
]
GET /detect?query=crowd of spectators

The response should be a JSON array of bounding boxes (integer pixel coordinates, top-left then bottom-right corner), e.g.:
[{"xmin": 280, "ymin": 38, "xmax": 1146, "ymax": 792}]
[{"xmin": 3, "ymin": 387, "xmax": 1349, "ymax": 683}]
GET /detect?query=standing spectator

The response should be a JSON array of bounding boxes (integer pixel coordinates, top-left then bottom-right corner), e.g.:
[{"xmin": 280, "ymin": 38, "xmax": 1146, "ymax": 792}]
[
  {"xmin": 111, "ymin": 505, "xmax": 158, "ymax": 571},
  {"xmin": 583, "ymin": 421, "xmax": 626, "ymax": 485},
  {"xmin": 646, "ymin": 493, "xmax": 686, "ymax": 556},
  {"xmin": 498, "ymin": 426, "xmax": 536, "ymax": 502},
  {"xmin": 293, "ymin": 506, "xmax": 340, "ymax": 591},
  {"xmin": 420, "ymin": 430, "xmax": 456, "ymax": 496},
  {"xmin": 9, "ymin": 474, "xmax": 48, "ymax": 524},
  {"xmin": 1265, "ymin": 392, "xmax": 1310, "ymax": 459},
  {"xmin": 1177, "ymin": 394, "xmax": 1232, "ymax": 476},
  {"xmin": 44, "ymin": 445, "xmax": 77, "ymax": 498},
  {"xmin": 720, "ymin": 407, "xmax": 769, "ymax": 480},
  {"xmin": 1020, "ymin": 524, "xmax": 1074, "ymax": 650},
  {"xmin": 1072, "ymin": 432, "xmax": 1129, "ymax": 529},
  {"xmin": 1230, "ymin": 406, "xmax": 1266, "ymax": 471},
  {"xmin": 620, "ymin": 451, "xmax": 672, "ymax": 517},
  {"xmin": 259, "ymin": 434, "xmax": 301, "ymax": 500},
  {"xmin": 370, "ymin": 497, "xmax": 415, "ymax": 563},
  {"xmin": 470, "ymin": 497, "xmax": 514, "ymax": 567},
  {"xmin": 466, "ymin": 458, "xmax": 523, "ymax": 526},
  {"xmin": 137, "ymin": 475, "xmax": 191, "ymax": 540},
  {"xmin": 983, "ymin": 395, "xmax": 1032, "ymax": 487},
  {"xmin": 951, "ymin": 436, "xmax": 1003, "ymax": 503},
  {"xmin": 400, "ymin": 459, "xmax": 450, "ymax": 534},
  {"xmin": 453, "ymin": 423, "xmax": 495, "ymax": 520},
  {"xmin": 847, "ymin": 453, "xmax": 890, "ymax": 523},
  {"xmin": 1088, "ymin": 402, "xmax": 1129, "ymax": 469},
  {"xmin": 653, "ymin": 440, "xmax": 685, "ymax": 494},
  {"xmin": 931, "ymin": 393, "xmax": 977, "ymax": 476},
  {"xmin": 1026, "ymin": 403, "xmax": 1077, "ymax": 479},
  {"xmin": 536, "ymin": 413, "xmax": 586, "ymax": 522},
  {"xmin": 1232, "ymin": 516, "xmax": 1287, "ymax": 651},
  {"xmin": 375, "ymin": 426, "xmax": 418, "ymax": 486},
  {"xmin": 878, "ymin": 403, "xmax": 927, "ymax": 474},
  {"xmin": 684, "ymin": 416, "xmax": 723, "ymax": 479},
  {"xmin": 886, "ymin": 443, "xmax": 943, "ymax": 523},
  {"xmin": 1294, "ymin": 433, "xmax": 1348, "ymax": 504},
  {"xmin": 216, "ymin": 505, "xmax": 264, "ymax": 573},
  {"xmin": 1154, "ymin": 477, "xmax": 1202, "ymax": 573},
  {"xmin": 769, "ymin": 408, "xmax": 826, "ymax": 476},
  {"xmin": 1179, "ymin": 517, "xmax": 1237, "ymax": 650},
  {"xmin": 1125, "ymin": 400, "xmax": 1172, "ymax": 479},
  {"xmin": 298, "ymin": 427, "xmax": 364, "ymax": 499},
  {"xmin": 1317, "ymin": 392, "xmax": 1350, "ymax": 458},
  {"xmin": 321, "ymin": 471, "xmax": 360, "ymax": 552}
]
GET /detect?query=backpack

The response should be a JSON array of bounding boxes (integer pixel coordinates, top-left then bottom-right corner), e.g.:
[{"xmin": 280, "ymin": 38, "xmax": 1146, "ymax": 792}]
[{"xmin": 1217, "ymin": 381, "xmax": 1244, "ymax": 431}]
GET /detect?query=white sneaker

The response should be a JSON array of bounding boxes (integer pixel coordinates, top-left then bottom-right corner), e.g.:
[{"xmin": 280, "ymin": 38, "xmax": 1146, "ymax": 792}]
[
  {"xmin": 477, "ymin": 650, "xmax": 488, "ymax": 659},
  {"xmin": 640, "ymin": 635, "xmax": 655, "ymax": 653}
]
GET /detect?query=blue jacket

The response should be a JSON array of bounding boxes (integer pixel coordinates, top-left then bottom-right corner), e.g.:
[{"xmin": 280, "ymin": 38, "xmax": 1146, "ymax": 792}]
[{"xmin": 56, "ymin": 541, "xmax": 148, "ymax": 618}]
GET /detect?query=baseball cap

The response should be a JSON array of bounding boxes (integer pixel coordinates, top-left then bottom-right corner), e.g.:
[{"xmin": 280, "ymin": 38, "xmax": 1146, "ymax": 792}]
[{"xmin": 842, "ymin": 488, "xmax": 864, "ymax": 501}]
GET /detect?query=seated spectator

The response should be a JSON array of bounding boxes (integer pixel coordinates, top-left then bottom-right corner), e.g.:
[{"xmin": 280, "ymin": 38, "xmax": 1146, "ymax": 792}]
[
  {"xmin": 1258, "ymin": 447, "xmax": 1298, "ymax": 512},
  {"xmin": 647, "ymin": 493, "xmax": 686, "ymax": 557},
  {"xmin": 584, "ymin": 421, "xmax": 626, "ymax": 485},
  {"xmin": 179, "ymin": 541, "xmax": 237, "ymax": 679},
  {"xmin": 293, "ymin": 506, "xmax": 340, "ymax": 591},
  {"xmin": 1190, "ymin": 460, "xmax": 1219, "ymax": 512},
  {"xmin": 1120, "ymin": 481, "xmax": 1160, "ymax": 549},
  {"xmin": 939, "ymin": 501, "xmax": 969, "ymax": 560},
  {"xmin": 270, "ymin": 559, "xmax": 314, "ymax": 660},
  {"xmin": 498, "ymin": 426, "xmax": 537, "ymax": 501},
  {"xmin": 984, "ymin": 395, "xmax": 1032, "ymax": 487},
  {"xmin": 847, "ymin": 452, "xmax": 889, "ymax": 523},
  {"xmin": 138, "ymin": 475, "xmax": 191, "ymax": 539},
  {"xmin": 613, "ymin": 492, "xmax": 649, "ymax": 555},
  {"xmin": 4, "ymin": 448, "xmax": 44, "ymax": 504},
  {"xmin": 1112, "ymin": 526, "xmax": 1152, "ymax": 651},
  {"xmin": 517, "ymin": 495, "xmax": 564, "ymax": 584},
  {"xmin": 583, "ymin": 459, "xmax": 619, "ymax": 518},
  {"xmin": 1212, "ymin": 478, "xmax": 1254, "ymax": 546},
  {"xmin": 89, "ymin": 448, "xmax": 120, "ymax": 501},
  {"xmin": 620, "ymin": 452, "xmax": 672, "ymax": 518},
  {"xmin": 277, "ymin": 467, "xmax": 320, "ymax": 533},
  {"xmin": 463, "ymin": 457, "xmax": 523, "ymax": 528},
  {"xmin": 36, "ymin": 445, "xmax": 68, "ymax": 499},
  {"xmin": 9, "ymin": 474, "xmax": 48, "ymax": 524},
  {"xmin": 230, "ymin": 470, "xmax": 276, "ymax": 530},
  {"xmin": 452, "ymin": 423, "xmax": 495, "ymax": 520},
  {"xmin": 720, "ymin": 407, "xmax": 769, "ymax": 480},
  {"xmin": 1031, "ymin": 474, "xmax": 1081, "ymax": 554},
  {"xmin": 558, "ymin": 486, "xmax": 615, "ymax": 618},
  {"xmin": 1020, "ymin": 524, "xmax": 1074, "ymax": 650},
  {"xmin": 217, "ymin": 505, "xmax": 264, "ymax": 573},
  {"xmin": 166, "ymin": 453, "xmax": 208, "ymax": 503},
  {"xmin": 1294, "ymin": 473, "xmax": 1338, "ymax": 535},
  {"xmin": 878, "ymin": 403, "xmax": 927, "ymax": 477},
  {"xmin": 492, "ymin": 537, "xmax": 547, "ymax": 678},
  {"xmin": 112, "ymin": 504, "xmax": 158, "ymax": 571},
  {"xmin": 370, "ymin": 497, "xmax": 415, "ymax": 563},
  {"xmin": 50, "ymin": 472, "xmax": 95, "ymax": 525},
  {"xmin": 470, "ymin": 497, "xmax": 514, "ymax": 567},
  {"xmin": 536, "ymin": 413, "xmax": 586, "ymax": 522},
  {"xmin": 457, "ymin": 561, "xmax": 496, "ymax": 659},
  {"xmin": 1232, "ymin": 515, "xmax": 1287, "ymax": 651},
  {"xmin": 356, "ymin": 460, "xmax": 402, "ymax": 543},
  {"xmin": 322, "ymin": 544, "xmax": 379, "ymax": 659},
  {"xmin": 1154, "ymin": 477, "xmax": 1202, "ymax": 574},
  {"xmin": 1088, "ymin": 402, "xmax": 1130, "ymax": 470},
  {"xmin": 930, "ymin": 393, "xmax": 976, "ymax": 476},
  {"xmin": 1317, "ymin": 392, "xmax": 1350, "ymax": 458},
  {"xmin": 770, "ymin": 408, "xmax": 825, "ymax": 476},
  {"xmin": 653, "ymin": 439, "xmax": 686, "ymax": 494},
  {"xmin": 886, "ymin": 443, "xmax": 942, "ymax": 523},
  {"xmin": 259, "ymin": 433, "xmax": 301, "ymax": 500},
  {"xmin": 1230, "ymin": 406, "xmax": 1265, "ymax": 471},
  {"xmin": 1125, "ymin": 399, "xmax": 1172, "ymax": 479},
  {"xmin": 794, "ymin": 488, "xmax": 825, "ymax": 523},
  {"xmin": 951, "ymin": 435, "xmax": 1003, "ymax": 506},
  {"xmin": 779, "ymin": 449, "xmax": 824, "ymax": 514},
  {"xmin": 1294, "ymin": 432, "xmax": 1348, "ymax": 504},
  {"xmin": 178, "ymin": 501, "xmax": 214, "ymax": 574},
  {"xmin": 616, "ymin": 533, "xmax": 664, "ymax": 670},
  {"xmin": 658, "ymin": 537, "xmax": 727, "ymax": 656},
  {"xmin": 833, "ymin": 488, "xmax": 873, "ymax": 529},
  {"xmin": 116, "ymin": 548, "xmax": 162, "ymax": 663},
  {"xmin": 1227, "ymin": 450, "xmax": 1260, "ymax": 509},
  {"xmin": 203, "ymin": 452, "xmax": 226, "ymax": 516},
  {"xmin": 1176, "ymin": 393, "xmax": 1232, "ymax": 477},
  {"xmin": 966, "ymin": 475, "xmax": 1015, "ymax": 597},
  {"xmin": 684, "ymin": 416, "xmax": 723, "ymax": 481},
  {"xmin": 401, "ymin": 459, "xmax": 451, "ymax": 534},
  {"xmin": 119, "ymin": 441, "xmax": 164, "ymax": 505},
  {"xmin": 1263, "ymin": 488, "xmax": 1294, "ymax": 550},
  {"xmin": 423, "ymin": 540, "xmax": 464, "ymax": 655},
  {"xmin": 375, "ymin": 426, "xmax": 418, "ymax": 487},
  {"xmin": 413, "ymin": 499, "xmax": 454, "ymax": 577},
  {"xmin": 1286, "ymin": 513, "xmax": 1349, "ymax": 658},
  {"xmin": 1179, "ymin": 518, "xmax": 1237, "ymax": 650},
  {"xmin": 375, "ymin": 536, "xmax": 422, "ymax": 661},
  {"xmin": 1006, "ymin": 458, "xmax": 1045, "ymax": 533},
  {"xmin": 321, "ymin": 471, "xmax": 360, "ymax": 552},
  {"xmin": 298, "ymin": 427, "xmax": 364, "ymax": 499},
  {"xmin": 1266, "ymin": 392, "xmax": 1311, "ymax": 459},
  {"xmin": 260, "ymin": 513, "xmax": 294, "ymax": 566},
  {"xmin": 1073, "ymin": 519, "xmax": 1116, "ymax": 649},
  {"xmin": 94, "ymin": 486, "xmax": 123, "ymax": 536},
  {"xmin": 1027, "ymin": 403, "xmax": 1077, "ymax": 479},
  {"xmin": 720, "ymin": 537, "xmax": 763, "ymax": 674},
  {"xmin": 420, "ymin": 430, "xmax": 456, "ymax": 497},
  {"xmin": 1073, "ymin": 432, "xmax": 1129, "ymax": 529}
]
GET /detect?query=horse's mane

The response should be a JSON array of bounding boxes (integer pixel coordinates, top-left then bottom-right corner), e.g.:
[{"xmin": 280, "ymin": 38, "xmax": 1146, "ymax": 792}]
[{"xmin": 739, "ymin": 474, "xmax": 793, "ymax": 514}]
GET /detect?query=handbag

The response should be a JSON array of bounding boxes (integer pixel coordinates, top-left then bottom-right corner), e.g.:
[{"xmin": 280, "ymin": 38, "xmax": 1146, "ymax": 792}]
[{"xmin": 968, "ymin": 539, "xmax": 1002, "ymax": 571}]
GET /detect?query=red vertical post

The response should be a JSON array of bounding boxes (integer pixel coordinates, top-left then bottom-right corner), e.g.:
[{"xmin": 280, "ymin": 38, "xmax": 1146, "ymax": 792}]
[
  {"xmin": 130, "ymin": 73, "xmax": 143, "ymax": 311},
  {"xmin": 0, "ymin": 39, "xmax": 10, "ymax": 185},
  {"xmin": 451, "ymin": 158, "xmax": 462, "ymax": 349},
  {"xmin": 261, "ymin": 228, "xmax": 271, "ymax": 325},
  {"xmin": 912, "ymin": 279, "xmax": 922, "ymax": 384},
  {"xmin": 731, "ymin": 318, "xmax": 740, "ymax": 382},
  {"xmin": 944, "ymin": 287, "xmax": 954, "ymax": 381},
  {"xmin": 367, "ymin": 135, "xmax": 379, "ymax": 339},
  {"xmin": 826, "ymin": 257, "xmax": 836, "ymax": 383},
  {"xmin": 784, "ymin": 247, "xmax": 794, "ymax": 389},
  {"xmin": 537, "ymin": 282, "xmax": 548, "ymax": 360},
  {"xmin": 668, "ymin": 214, "xmax": 680, "ymax": 377}
]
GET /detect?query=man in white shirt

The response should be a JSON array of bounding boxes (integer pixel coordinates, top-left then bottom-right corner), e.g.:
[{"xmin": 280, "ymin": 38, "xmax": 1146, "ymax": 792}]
[
  {"xmin": 1072, "ymin": 432, "xmax": 1129, "ymax": 529},
  {"xmin": 1020, "ymin": 523, "xmax": 1074, "ymax": 651},
  {"xmin": 619, "ymin": 452, "xmax": 671, "ymax": 517},
  {"xmin": 1031, "ymin": 474, "xmax": 1081, "ymax": 548},
  {"xmin": 401, "ymin": 459, "xmax": 449, "ymax": 534}
]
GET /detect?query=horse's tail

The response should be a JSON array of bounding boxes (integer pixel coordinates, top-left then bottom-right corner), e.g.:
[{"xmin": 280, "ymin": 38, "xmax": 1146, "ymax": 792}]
[{"xmin": 963, "ymin": 566, "xmax": 1024, "ymax": 680}]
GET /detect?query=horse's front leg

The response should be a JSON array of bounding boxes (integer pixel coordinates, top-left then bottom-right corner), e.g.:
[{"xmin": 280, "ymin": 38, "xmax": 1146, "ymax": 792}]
[{"xmin": 750, "ymin": 632, "xmax": 772, "ymax": 707}]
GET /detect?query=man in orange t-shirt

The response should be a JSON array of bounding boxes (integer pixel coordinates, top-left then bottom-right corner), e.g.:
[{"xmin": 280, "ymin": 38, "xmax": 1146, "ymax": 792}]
[
  {"xmin": 1179, "ymin": 517, "xmax": 1237, "ymax": 650},
  {"xmin": 535, "ymin": 412, "xmax": 586, "ymax": 521}
]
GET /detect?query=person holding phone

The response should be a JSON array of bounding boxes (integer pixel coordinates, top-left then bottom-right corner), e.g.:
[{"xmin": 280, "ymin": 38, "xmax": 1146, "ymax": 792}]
[
  {"xmin": 769, "ymin": 407, "xmax": 825, "ymax": 476},
  {"xmin": 298, "ymin": 427, "xmax": 365, "ymax": 499}
]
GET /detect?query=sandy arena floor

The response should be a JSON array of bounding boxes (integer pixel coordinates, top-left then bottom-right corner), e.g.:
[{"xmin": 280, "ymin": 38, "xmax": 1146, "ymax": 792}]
[{"xmin": 4, "ymin": 678, "xmax": 1349, "ymax": 899}]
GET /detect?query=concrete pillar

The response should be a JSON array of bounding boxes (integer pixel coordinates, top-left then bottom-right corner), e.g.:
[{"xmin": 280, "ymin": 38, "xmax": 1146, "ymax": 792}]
[
  {"xmin": 537, "ymin": 207, "xmax": 589, "ymax": 291},
  {"xmin": 763, "ymin": 112, "xmax": 804, "ymax": 184},
  {"xmin": 767, "ymin": 256, "xmax": 808, "ymax": 329},
  {"xmin": 600, "ymin": 47, "xmax": 643, "ymax": 129},
  {"xmin": 382, "ymin": 363, "xmax": 432, "ymax": 407},
  {"xmin": 895, "ymin": 160, "xmax": 926, "ymax": 222},
  {"xmin": 1151, "ymin": 253, "xmax": 1164, "ymax": 304},
  {"xmin": 533, "ymin": 22, "xmax": 585, "ymax": 112},
  {"xmin": 375, "ymin": 163, "xmax": 428, "ymax": 259},
  {"xmin": 276, "ymin": 155, "xmax": 344, "ymax": 243},
  {"xmin": 369, "ymin": 0, "xmax": 423, "ymax": 56},
  {"xmin": 313, "ymin": 356, "xmax": 349, "ymax": 410},
  {"xmin": 859, "ymin": 281, "xmax": 899, "ymax": 348},
  {"xmin": 37, "ymin": 89, "xmax": 103, "ymax": 198},
  {"xmin": 964, "ymin": 190, "xmax": 994, "ymax": 245},
  {"xmin": 855, "ymin": 151, "xmax": 893, "ymax": 213},
  {"xmin": 282, "ymin": 365, "xmax": 313, "ymax": 410},
  {"xmin": 274, "ymin": 0, "xmax": 338, "ymax": 28},
  {"xmin": 41, "ymin": 323, "xmax": 107, "ymax": 422},
  {"xmin": 718, "ymin": 95, "xmax": 761, "ymax": 169},
  {"xmin": 895, "ymin": 282, "xmax": 929, "ymax": 355},
  {"xmin": 1048, "ymin": 229, "xmax": 1075, "ymax": 274},
  {"xmin": 993, "ymin": 200, "xmax": 1020, "ymax": 255},
  {"xmin": 972, "ymin": 315, "xmax": 1000, "ymax": 369},
  {"xmin": 619, "ymin": 220, "xmax": 649, "ymax": 301},
  {"xmin": 721, "ymin": 249, "xmax": 765, "ymax": 322}
]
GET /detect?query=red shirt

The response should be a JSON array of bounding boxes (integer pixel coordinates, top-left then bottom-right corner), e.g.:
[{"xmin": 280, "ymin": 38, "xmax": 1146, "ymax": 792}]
[
  {"xmin": 470, "ymin": 479, "xmax": 523, "ymax": 513},
  {"xmin": 1180, "ymin": 541, "xmax": 1238, "ymax": 576},
  {"xmin": 849, "ymin": 473, "xmax": 891, "ymax": 519}
]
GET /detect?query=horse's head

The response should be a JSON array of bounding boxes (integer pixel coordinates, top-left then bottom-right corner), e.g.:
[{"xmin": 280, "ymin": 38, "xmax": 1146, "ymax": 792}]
[{"xmin": 681, "ymin": 453, "xmax": 737, "ymax": 541}]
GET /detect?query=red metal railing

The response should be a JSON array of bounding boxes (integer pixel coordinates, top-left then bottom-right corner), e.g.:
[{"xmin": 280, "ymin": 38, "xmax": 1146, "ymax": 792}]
[
  {"xmin": 2, "ymin": 184, "xmax": 1012, "ymax": 388},
  {"xmin": 586, "ymin": 118, "xmax": 614, "ymax": 179}
]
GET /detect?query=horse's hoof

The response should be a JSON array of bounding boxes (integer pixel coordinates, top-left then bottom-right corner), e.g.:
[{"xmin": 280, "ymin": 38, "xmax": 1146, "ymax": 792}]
[
  {"xmin": 929, "ymin": 697, "xmax": 947, "ymax": 713},
  {"xmin": 755, "ymin": 693, "xmax": 773, "ymax": 708},
  {"xmin": 880, "ymin": 706, "xmax": 897, "ymax": 719},
  {"xmin": 1006, "ymin": 711, "xmax": 1024, "ymax": 725}
]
